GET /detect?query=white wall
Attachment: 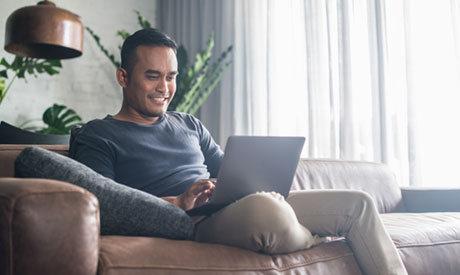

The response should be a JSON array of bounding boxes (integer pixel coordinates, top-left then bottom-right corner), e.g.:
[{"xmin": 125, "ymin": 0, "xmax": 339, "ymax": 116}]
[{"xmin": 0, "ymin": 0, "xmax": 157, "ymax": 126}]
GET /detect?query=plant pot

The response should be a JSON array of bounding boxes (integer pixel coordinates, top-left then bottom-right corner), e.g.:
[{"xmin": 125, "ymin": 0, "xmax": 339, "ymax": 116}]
[{"xmin": 0, "ymin": 121, "xmax": 70, "ymax": 145}]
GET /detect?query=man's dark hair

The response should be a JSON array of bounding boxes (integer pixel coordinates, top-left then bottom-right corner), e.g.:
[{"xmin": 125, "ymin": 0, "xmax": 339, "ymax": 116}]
[{"xmin": 120, "ymin": 28, "xmax": 178, "ymax": 74}]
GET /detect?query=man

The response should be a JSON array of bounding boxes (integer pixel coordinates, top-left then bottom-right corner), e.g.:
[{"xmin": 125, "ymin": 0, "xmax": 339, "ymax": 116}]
[{"xmin": 70, "ymin": 28, "xmax": 407, "ymax": 275}]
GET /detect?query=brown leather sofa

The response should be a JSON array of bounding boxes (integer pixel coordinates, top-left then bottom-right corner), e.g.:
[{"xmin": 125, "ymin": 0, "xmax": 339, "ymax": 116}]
[{"xmin": 1, "ymin": 144, "xmax": 460, "ymax": 275}]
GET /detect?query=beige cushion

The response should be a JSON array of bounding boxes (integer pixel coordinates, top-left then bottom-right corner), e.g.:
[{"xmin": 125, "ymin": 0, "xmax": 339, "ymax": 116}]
[{"xmin": 382, "ymin": 212, "xmax": 460, "ymax": 275}]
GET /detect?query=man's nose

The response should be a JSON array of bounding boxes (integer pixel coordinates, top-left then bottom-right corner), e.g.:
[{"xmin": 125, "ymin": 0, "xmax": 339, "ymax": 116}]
[{"xmin": 156, "ymin": 78, "xmax": 168, "ymax": 93}]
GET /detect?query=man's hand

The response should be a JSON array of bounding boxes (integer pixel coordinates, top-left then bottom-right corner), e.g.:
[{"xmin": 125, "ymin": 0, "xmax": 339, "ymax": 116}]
[{"xmin": 164, "ymin": 179, "xmax": 216, "ymax": 211}]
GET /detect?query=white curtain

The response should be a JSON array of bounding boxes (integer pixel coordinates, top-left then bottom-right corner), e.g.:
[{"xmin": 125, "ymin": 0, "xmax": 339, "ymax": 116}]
[
  {"xmin": 402, "ymin": 0, "xmax": 460, "ymax": 187},
  {"xmin": 157, "ymin": 0, "xmax": 460, "ymax": 187}
]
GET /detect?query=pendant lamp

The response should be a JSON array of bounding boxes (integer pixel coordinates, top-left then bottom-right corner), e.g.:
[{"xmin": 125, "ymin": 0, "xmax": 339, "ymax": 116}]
[{"xmin": 4, "ymin": 0, "xmax": 83, "ymax": 59}]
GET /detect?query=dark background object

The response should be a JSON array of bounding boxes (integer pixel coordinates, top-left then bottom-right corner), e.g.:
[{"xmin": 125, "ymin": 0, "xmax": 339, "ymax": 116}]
[{"xmin": 0, "ymin": 121, "xmax": 69, "ymax": 144}]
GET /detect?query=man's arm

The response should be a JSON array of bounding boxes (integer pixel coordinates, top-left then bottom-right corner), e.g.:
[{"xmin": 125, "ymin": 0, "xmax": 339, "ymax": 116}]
[{"xmin": 194, "ymin": 118, "xmax": 224, "ymax": 177}]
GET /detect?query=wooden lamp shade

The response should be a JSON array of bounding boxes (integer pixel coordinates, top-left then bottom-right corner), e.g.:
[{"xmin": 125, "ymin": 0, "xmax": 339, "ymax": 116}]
[{"xmin": 4, "ymin": 0, "xmax": 83, "ymax": 59}]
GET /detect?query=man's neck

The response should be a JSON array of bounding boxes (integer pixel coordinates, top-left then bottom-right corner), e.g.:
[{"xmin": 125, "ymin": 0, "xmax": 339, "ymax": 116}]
[{"xmin": 112, "ymin": 110, "xmax": 161, "ymax": 125}]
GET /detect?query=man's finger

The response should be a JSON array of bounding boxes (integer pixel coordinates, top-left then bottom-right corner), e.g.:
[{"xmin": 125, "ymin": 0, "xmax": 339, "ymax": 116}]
[{"xmin": 190, "ymin": 180, "xmax": 213, "ymax": 195}]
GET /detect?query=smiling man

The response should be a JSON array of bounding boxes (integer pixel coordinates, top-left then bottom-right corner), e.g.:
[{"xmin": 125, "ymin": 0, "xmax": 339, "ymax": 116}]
[
  {"xmin": 70, "ymin": 29, "xmax": 220, "ymax": 204},
  {"xmin": 70, "ymin": 28, "xmax": 407, "ymax": 275}
]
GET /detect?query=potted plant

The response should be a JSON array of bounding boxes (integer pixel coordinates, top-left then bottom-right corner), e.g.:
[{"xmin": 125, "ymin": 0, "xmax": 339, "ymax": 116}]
[{"xmin": 0, "ymin": 56, "xmax": 83, "ymax": 144}]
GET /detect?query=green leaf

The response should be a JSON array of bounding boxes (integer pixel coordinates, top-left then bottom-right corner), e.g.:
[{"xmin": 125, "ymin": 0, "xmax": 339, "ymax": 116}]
[
  {"xmin": 86, "ymin": 26, "xmax": 121, "ymax": 68},
  {"xmin": 43, "ymin": 104, "xmax": 66, "ymax": 125},
  {"xmin": 46, "ymin": 59, "xmax": 62, "ymax": 68},
  {"xmin": 0, "ymin": 58, "xmax": 10, "ymax": 68},
  {"xmin": 0, "ymin": 78, "xmax": 6, "ymax": 105},
  {"xmin": 86, "ymin": 27, "xmax": 101, "ymax": 42},
  {"xmin": 63, "ymin": 116, "xmax": 83, "ymax": 127},
  {"xmin": 117, "ymin": 30, "xmax": 130, "ymax": 40},
  {"xmin": 17, "ymin": 68, "xmax": 26, "ymax": 78},
  {"xmin": 43, "ymin": 66, "xmax": 59, "ymax": 75},
  {"xmin": 175, "ymin": 67, "xmax": 209, "ymax": 112},
  {"xmin": 26, "ymin": 65, "xmax": 34, "ymax": 75},
  {"xmin": 13, "ymin": 56, "xmax": 23, "ymax": 70},
  {"xmin": 60, "ymin": 109, "xmax": 82, "ymax": 124},
  {"xmin": 0, "ymin": 79, "xmax": 5, "ymax": 93},
  {"xmin": 169, "ymin": 33, "xmax": 233, "ymax": 114},
  {"xmin": 189, "ymin": 61, "xmax": 232, "ymax": 115},
  {"xmin": 35, "ymin": 64, "xmax": 44, "ymax": 73},
  {"xmin": 134, "ymin": 10, "xmax": 152, "ymax": 29},
  {"xmin": 0, "ymin": 70, "xmax": 7, "ymax": 78},
  {"xmin": 39, "ymin": 104, "xmax": 83, "ymax": 134}
]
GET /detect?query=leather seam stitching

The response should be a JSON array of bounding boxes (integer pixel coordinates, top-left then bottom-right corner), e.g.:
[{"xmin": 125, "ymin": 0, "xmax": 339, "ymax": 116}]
[
  {"xmin": 98, "ymin": 252, "xmax": 355, "ymax": 272},
  {"xmin": 396, "ymin": 240, "xmax": 460, "ymax": 248}
]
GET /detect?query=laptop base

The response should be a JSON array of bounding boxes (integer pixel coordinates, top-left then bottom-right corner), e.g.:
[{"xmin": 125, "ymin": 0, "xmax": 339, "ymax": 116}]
[{"xmin": 186, "ymin": 202, "xmax": 228, "ymax": 216}]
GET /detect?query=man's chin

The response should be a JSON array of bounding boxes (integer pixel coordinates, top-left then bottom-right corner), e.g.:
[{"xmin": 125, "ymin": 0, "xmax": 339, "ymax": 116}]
[{"xmin": 142, "ymin": 108, "xmax": 167, "ymax": 118}]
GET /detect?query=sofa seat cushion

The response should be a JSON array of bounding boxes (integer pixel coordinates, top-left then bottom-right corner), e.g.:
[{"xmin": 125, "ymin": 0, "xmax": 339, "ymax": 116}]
[
  {"xmin": 98, "ymin": 236, "xmax": 362, "ymax": 275},
  {"xmin": 381, "ymin": 212, "xmax": 460, "ymax": 275}
]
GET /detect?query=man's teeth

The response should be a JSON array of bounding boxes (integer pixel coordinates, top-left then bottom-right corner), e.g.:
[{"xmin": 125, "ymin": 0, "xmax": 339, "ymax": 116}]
[{"xmin": 152, "ymin": 97, "xmax": 169, "ymax": 102}]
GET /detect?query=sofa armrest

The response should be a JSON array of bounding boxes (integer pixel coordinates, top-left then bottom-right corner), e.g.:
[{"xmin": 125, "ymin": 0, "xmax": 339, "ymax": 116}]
[
  {"xmin": 401, "ymin": 187, "xmax": 460, "ymax": 212},
  {"xmin": 0, "ymin": 177, "xmax": 99, "ymax": 275}
]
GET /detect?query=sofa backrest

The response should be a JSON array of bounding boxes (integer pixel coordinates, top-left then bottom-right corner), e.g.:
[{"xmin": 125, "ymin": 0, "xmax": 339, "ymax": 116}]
[
  {"xmin": 291, "ymin": 159, "xmax": 404, "ymax": 213},
  {"xmin": 1, "ymin": 145, "xmax": 404, "ymax": 213},
  {"xmin": 0, "ymin": 145, "xmax": 69, "ymax": 177}
]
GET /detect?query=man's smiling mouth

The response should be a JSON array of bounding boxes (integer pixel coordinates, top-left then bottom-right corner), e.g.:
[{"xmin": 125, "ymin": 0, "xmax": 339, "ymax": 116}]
[{"xmin": 148, "ymin": 94, "xmax": 171, "ymax": 103}]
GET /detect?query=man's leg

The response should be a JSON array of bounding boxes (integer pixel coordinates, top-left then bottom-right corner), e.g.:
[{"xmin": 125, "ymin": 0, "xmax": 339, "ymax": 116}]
[
  {"xmin": 194, "ymin": 191, "xmax": 324, "ymax": 254},
  {"xmin": 287, "ymin": 190, "xmax": 407, "ymax": 275},
  {"xmin": 194, "ymin": 190, "xmax": 406, "ymax": 275}
]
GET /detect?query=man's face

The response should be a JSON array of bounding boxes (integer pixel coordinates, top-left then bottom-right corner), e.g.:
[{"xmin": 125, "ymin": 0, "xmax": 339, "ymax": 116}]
[{"xmin": 120, "ymin": 45, "xmax": 178, "ymax": 121}]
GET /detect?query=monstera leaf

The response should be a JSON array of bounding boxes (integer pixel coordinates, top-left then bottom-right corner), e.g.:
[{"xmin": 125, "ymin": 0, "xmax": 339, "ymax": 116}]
[
  {"xmin": 0, "ymin": 56, "xmax": 62, "ymax": 106},
  {"xmin": 37, "ymin": 104, "xmax": 84, "ymax": 135}
]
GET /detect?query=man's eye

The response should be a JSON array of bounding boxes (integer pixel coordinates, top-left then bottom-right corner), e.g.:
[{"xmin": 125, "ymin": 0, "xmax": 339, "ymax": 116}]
[
  {"xmin": 147, "ymin": 75, "xmax": 159, "ymax": 80},
  {"xmin": 167, "ymin": 76, "xmax": 176, "ymax": 81}
]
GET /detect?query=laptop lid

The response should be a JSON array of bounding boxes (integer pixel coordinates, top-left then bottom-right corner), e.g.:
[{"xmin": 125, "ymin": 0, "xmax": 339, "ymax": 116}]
[{"xmin": 208, "ymin": 135, "xmax": 305, "ymax": 205}]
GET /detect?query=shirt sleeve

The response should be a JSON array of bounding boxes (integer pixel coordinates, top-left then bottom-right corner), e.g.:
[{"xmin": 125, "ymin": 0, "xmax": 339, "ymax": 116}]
[
  {"xmin": 69, "ymin": 127, "xmax": 116, "ymax": 180},
  {"xmin": 194, "ymin": 117, "xmax": 224, "ymax": 178}
]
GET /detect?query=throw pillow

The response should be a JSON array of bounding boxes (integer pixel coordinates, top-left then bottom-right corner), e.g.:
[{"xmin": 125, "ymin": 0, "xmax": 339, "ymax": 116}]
[{"xmin": 14, "ymin": 146, "xmax": 194, "ymax": 239}]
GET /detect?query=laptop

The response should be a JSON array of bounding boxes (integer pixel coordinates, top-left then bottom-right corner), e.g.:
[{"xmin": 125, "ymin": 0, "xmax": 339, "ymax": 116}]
[{"xmin": 186, "ymin": 136, "xmax": 305, "ymax": 216}]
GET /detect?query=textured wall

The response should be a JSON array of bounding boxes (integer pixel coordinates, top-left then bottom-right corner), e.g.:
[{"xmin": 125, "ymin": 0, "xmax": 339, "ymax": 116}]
[{"xmin": 0, "ymin": 0, "xmax": 157, "ymax": 127}]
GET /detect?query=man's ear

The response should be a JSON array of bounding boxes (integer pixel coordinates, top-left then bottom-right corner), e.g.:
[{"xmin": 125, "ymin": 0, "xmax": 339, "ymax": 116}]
[{"xmin": 116, "ymin": 68, "xmax": 128, "ymax": 88}]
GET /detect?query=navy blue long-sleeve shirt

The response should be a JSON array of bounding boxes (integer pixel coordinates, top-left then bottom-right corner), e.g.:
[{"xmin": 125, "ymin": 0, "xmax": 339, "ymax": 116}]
[{"xmin": 69, "ymin": 112, "xmax": 224, "ymax": 197}]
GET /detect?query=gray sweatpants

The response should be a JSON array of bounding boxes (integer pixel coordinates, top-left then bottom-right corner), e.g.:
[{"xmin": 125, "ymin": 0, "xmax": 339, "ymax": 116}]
[{"xmin": 194, "ymin": 190, "xmax": 407, "ymax": 275}]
